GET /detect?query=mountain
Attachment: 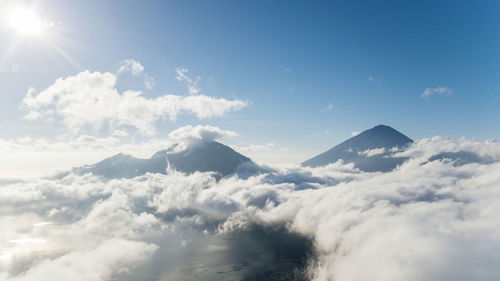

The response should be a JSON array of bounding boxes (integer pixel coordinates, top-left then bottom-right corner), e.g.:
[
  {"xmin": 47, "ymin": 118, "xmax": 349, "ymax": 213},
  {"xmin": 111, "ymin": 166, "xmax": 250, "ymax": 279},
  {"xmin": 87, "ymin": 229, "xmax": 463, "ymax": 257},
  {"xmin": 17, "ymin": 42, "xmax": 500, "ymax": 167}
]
[
  {"xmin": 302, "ymin": 125, "xmax": 413, "ymax": 172},
  {"xmin": 75, "ymin": 141, "xmax": 252, "ymax": 179}
]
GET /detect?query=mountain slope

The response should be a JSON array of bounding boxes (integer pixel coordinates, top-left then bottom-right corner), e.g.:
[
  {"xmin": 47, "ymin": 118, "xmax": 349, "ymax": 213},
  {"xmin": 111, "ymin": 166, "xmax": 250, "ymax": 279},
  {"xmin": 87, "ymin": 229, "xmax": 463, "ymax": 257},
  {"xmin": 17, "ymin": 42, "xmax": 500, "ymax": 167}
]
[
  {"xmin": 302, "ymin": 125, "xmax": 413, "ymax": 172},
  {"xmin": 76, "ymin": 141, "xmax": 252, "ymax": 179}
]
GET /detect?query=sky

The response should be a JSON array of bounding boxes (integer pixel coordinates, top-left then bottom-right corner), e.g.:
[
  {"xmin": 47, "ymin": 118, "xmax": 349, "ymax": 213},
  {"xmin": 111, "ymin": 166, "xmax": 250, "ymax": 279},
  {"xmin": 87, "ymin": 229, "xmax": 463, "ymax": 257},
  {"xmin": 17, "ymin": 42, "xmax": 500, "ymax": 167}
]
[
  {"xmin": 0, "ymin": 0, "xmax": 499, "ymax": 175},
  {"xmin": 2, "ymin": 2, "xmax": 500, "ymax": 280}
]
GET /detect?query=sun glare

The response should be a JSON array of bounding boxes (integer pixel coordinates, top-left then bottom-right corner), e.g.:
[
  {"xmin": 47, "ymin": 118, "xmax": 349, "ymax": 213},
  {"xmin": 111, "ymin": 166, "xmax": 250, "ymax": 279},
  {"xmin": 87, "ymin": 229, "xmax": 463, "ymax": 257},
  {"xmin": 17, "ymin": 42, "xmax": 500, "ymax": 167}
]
[{"xmin": 7, "ymin": 7, "xmax": 44, "ymax": 36}]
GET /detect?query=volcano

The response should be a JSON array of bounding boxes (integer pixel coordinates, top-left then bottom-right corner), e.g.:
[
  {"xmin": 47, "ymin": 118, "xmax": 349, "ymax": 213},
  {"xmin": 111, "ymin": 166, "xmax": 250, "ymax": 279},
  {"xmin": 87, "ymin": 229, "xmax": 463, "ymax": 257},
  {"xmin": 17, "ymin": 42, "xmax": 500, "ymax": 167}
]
[
  {"xmin": 75, "ymin": 141, "xmax": 252, "ymax": 179},
  {"xmin": 302, "ymin": 125, "xmax": 413, "ymax": 172}
]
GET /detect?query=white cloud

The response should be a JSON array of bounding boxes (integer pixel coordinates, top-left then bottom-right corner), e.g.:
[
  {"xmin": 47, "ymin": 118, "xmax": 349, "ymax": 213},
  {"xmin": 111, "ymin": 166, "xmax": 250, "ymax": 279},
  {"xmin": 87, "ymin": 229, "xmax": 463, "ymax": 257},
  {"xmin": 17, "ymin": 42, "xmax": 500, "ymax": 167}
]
[
  {"xmin": 0, "ymin": 135, "xmax": 174, "ymax": 178},
  {"xmin": 22, "ymin": 71, "xmax": 248, "ymax": 135},
  {"xmin": 175, "ymin": 68, "xmax": 201, "ymax": 95},
  {"xmin": 117, "ymin": 59, "xmax": 144, "ymax": 76},
  {"xmin": 229, "ymin": 142, "xmax": 297, "ymax": 165},
  {"xmin": 117, "ymin": 59, "xmax": 155, "ymax": 90},
  {"xmin": 393, "ymin": 136, "xmax": 500, "ymax": 160},
  {"xmin": 2, "ymin": 136, "xmax": 500, "ymax": 280},
  {"xmin": 143, "ymin": 74, "xmax": 155, "ymax": 90},
  {"xmin": 351, "ymin": 131, "xmax": 360, "ymax": 136},
  {"xmin": 321, "ymin": 103, "xmax": 334, "ymax": 112},
  {"xmin": 11, "ymin": 64, "xmax": 20, "ymax": 73},
  {"xmin": 168, "ymin": 125, "xmax": 237, "ymax": 144},
  {"xmin": 279, "ymin": 66, "xmax": 292, "ymax": 72},
  {"xmin": 11, "ymin": 239, "xmax": 157, "ymax": 281},
  {"xmin": 231, "ymin": 143, "xmax": 275, "ymax": 153},
  {"xmin": 112, "ymin": 130, "xmax": 128, "ymax": 137},
  {"xmin": 368, "ymin": 76, "xmax": 381, "ymax": 82},
  {"xmin": 421, "ymin": 86, "xmax": 454, "ymax": 98},
  {"xmin": 358, "ymin": 147, "xmax": 386, "ymax": 157}
]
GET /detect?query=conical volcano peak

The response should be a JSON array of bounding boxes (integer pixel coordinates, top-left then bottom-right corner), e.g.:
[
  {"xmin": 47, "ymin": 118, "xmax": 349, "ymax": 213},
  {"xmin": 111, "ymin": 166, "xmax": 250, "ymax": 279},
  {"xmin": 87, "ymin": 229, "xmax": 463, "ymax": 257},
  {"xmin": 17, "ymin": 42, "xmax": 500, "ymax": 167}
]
[
  {"xmin": 369, "ymin": 124, "xmax": 402, "ymax": 134},
  {"xmin": 373, "ymin": 124, "xmax": 392, "ymax": 129},
  {"xmin": 366, "ymin": 124, "xmax": 410, "ymax": 137},
  {"xmin": 302, "ymin": 125, "xmax": 413, "ymax": 171},
  {"xmin": 345, "ymin": 124, "xmax": 413, "ymax": 151}
]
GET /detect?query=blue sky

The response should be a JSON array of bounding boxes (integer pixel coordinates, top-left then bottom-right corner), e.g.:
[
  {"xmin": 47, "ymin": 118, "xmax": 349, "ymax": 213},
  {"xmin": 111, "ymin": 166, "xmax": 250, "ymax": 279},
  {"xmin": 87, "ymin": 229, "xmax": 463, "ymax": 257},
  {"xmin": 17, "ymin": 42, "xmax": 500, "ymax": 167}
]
[{"xmin": 1, "ymin": 0, "xmax": 499, "ymax": 170}]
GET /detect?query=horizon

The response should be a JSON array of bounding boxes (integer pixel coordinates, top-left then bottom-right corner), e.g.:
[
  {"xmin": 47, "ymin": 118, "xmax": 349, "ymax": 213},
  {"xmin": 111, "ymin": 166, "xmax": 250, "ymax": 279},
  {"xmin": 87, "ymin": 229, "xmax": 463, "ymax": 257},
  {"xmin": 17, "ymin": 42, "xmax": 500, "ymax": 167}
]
[
  {"xmin": 1, "ymin": 0, "xmax": 500, "ymax": 177},
  {"xmin": 0, "ymin": 120, "xmax": 482, "ymax": 178}
]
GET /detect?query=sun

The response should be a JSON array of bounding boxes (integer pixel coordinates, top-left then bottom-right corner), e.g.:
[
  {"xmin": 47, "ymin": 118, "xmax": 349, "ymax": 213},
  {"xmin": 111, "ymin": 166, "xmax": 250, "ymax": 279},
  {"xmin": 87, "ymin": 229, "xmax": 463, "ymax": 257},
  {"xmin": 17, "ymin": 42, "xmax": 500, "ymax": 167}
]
[{"xmin": 7, "ymin": 7, "xmax": 45, "ymax": 36}]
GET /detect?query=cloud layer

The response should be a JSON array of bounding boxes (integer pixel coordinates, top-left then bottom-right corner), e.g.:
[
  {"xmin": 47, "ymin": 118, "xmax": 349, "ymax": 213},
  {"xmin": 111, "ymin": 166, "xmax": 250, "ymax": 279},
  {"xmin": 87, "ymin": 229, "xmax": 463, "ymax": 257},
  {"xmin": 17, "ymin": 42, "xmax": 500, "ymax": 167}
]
[
  {"xmin": 1, "ymin": 136, "xmax": 500, "ymax": 281},
  {"xmin": 22, "ymin": 71, "xmax": 248, "ymax": 135}
]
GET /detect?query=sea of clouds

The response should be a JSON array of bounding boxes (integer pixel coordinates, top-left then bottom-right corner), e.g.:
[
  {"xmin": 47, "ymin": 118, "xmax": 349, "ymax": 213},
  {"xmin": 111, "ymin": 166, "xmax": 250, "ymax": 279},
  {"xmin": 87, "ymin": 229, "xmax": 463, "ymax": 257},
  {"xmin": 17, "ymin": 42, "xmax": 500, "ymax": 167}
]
[{"xmin": 1, "ymin": 136, "xmax": 500, "ymax": 281}]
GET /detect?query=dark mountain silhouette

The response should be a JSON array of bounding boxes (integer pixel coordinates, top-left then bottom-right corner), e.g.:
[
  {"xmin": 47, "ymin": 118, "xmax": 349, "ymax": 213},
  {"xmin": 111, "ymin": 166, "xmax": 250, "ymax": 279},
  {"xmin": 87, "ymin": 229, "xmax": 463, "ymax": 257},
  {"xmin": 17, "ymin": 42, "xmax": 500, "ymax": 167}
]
[
  {"xmin": 302, "ymin": 125, "xmax": 414, "ymax": 172},
  {"xmin": 75, "ymin": 141, "xmax": 252, "ymax": 179}
]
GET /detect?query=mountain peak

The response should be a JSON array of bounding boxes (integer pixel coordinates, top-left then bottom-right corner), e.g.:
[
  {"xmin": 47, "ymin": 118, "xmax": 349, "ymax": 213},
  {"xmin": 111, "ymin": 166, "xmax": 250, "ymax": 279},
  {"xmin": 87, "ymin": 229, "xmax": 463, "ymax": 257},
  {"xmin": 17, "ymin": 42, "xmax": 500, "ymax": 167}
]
[
  {"xmin": 373, "ymin": 124, "xmax": 392, "ymax": 129},
  {"xmin": 76, "ymin": 141, "xmax": 252, "ymax": 179},
  {"xmin": 371, "ymin": 124, "xmax": 400, "ymax": 132},
  {"xmin": 302, "ymin": 125, "xmax": 413, "ymax": 172}
]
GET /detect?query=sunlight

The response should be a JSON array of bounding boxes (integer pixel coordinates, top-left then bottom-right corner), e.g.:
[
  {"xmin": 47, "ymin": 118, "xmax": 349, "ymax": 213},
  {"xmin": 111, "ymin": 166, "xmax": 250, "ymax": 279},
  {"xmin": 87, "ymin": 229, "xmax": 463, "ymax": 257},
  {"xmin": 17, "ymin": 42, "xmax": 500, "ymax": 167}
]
[{"xmin": 7, "ymin": 7, "xmax": 45, "ymax": 36}]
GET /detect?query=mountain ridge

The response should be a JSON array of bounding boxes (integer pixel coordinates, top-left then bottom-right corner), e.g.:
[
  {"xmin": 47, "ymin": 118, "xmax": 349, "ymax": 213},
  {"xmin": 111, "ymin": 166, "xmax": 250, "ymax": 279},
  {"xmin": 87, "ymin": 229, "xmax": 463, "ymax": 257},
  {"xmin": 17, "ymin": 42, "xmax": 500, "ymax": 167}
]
[{"xmin": 75, "ymin": 141, "xmax": 252, "ymax": 179}]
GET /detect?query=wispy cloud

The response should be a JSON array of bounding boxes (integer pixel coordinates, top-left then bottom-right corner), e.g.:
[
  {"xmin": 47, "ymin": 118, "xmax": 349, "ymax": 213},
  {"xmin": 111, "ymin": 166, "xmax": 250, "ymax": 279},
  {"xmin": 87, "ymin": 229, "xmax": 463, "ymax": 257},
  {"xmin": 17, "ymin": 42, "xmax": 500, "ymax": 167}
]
[
  {"xmin": 358, "ymin": 147, "xmax": 386, "ymax": 157},
  {"xmin": 321, "ymin": 103, "xmax": 334, "ymax": 112},
  {"xmin": 117, "ymin": 59, "xmax": 156, "ymax": 90},
  {"xmin": 11, "ymin": 63, "xmax": 20, "ymax": 73},
  {"xmin": 279, "ymin": 65, "xmax": 292, "ymax": 72},
  {"xmin": 143, "ymin": 74, "xmax": 155, "ymax": 90},
  {"xmin": 176, "ymin": 68, "xmax": 201, "ymax": 95},
  {"xmin": 117, "ymin": 59, "xmax": 144, "ymax": 76},
  {"xmin": 368, "ymin": 76, "xmax": 381, "ymax": 82},
  {"xmin": 421, "ymin": 86, "xmax": 454, "ymax": 98},
  {"xmin": 231, "ymin": 143, "xmax": 276, "ymax": 153}
]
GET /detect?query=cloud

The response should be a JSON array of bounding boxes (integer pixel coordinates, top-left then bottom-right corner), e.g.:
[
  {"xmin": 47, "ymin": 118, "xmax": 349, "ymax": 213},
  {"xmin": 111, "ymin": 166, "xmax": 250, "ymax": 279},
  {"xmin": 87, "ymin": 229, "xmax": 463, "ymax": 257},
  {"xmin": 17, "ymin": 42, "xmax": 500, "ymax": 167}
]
[
  {"xmin": 279, "ymin": 66, "xmax": 292, "ymax": 72},
  {"xmin": 112, "ymin": 130, "xmax": 128, "ymax": 137},
  {"xmin": 2, "ymin": 136, "xmax": 500, "ymax": 280},
  {"xmin": 11, "ymin": 239, "xmax": 157, "ymax": 281},
  {"xmin": 117, "ymin": 59, "xmax": 155, "ymax": 90},
  {"xmin": 143, "ymin": 74, "xmax": 155, "ymax": 90},
  {"xmin": 175, "ymin": 68, "xmax": 200, "ymax": 95},
  {"xmin": 358, "ymin": 147, "xmax": 386, "ymax": 157},
  {"xmin": 368, "ymin": 76, "xmax": 381, "ymax": 82},
  {"xmin": 320, "ymin": 103, "xmax": 334, "ymax": 112},
  {"xmin": 0, "ymin": 134, "xmax": 175, "ymax": 178},
  {"xmin": 229, "ymin": 142, "xmax": 295, "ymax": 165},
  {"xmin": 168, "ymin": 125, "xmax": 237, "ymax": 144},
  {"xmin": 421, "ymin": 86, "xmax": 454, "ymax": 98},
  {"xmin": 231, "ymin": 143, "xmax": 276, "ymax": 153},
  {"xmin": 22, "ymin": 71, "xmax": 248, "ymax": 135},
  {"xmin": 351, "ymin": 131, "xmax": 360, "ymax": 136},
  {"xmin": 11, "ymin": 64, "xmax": 20, "ymax": 73},
  {"xmin": 117, "ymin": 59, "xmax": 144, "ymax": 76}
]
